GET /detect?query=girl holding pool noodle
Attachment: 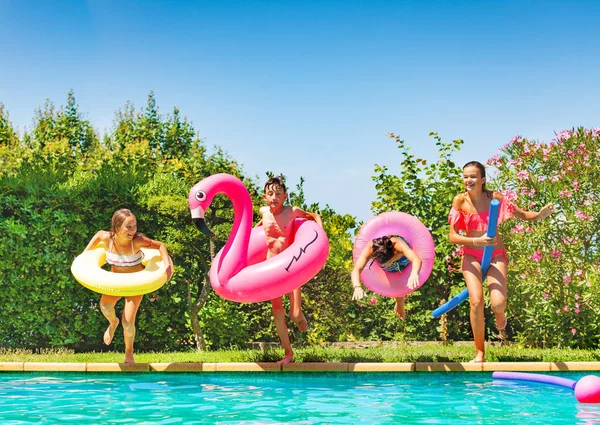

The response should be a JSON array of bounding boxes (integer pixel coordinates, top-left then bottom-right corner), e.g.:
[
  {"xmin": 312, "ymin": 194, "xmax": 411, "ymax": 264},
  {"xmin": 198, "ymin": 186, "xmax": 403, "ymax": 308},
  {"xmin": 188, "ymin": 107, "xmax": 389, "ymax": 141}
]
[{"xmin": 448, "ymin": 161, "xmax": 553, "ymax": 363}]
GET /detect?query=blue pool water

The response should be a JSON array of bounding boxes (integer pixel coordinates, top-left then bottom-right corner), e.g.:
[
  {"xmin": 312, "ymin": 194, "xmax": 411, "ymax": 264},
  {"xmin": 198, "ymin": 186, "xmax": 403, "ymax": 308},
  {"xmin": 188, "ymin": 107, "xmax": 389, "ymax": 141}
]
[{"xmin": 1, "ymin": 372, "xmax": 599, "ymax": 424}]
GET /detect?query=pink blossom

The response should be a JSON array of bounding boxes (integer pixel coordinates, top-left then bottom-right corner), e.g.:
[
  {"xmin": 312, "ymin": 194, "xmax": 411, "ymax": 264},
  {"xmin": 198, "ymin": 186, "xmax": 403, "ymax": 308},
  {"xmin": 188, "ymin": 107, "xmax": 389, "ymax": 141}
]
[
  {"xmin": 369, "ymin": 297, "xmax": 378, "ymax": 305},
  {"xmin": 517, "ymin": 170, "xmax": 529, "ymax": 180},
  {"xmin": 575, "ymin": 270, "xmax": 584, "ymax": 277},
  {"xmin": 564, "ymin": 276, "xmax": 572, "ymax": 285},
  {"xmin": 543, "ymin": 292, "xmax": 549, "ymax": 299},
  {"xmin": 556, "ymin": 309, "xmax": 561, "ymax": 314},
  {"xmin": 573, "ymin": 180, "xmax": 580, "ymax": 191},
  {"xmin": 512, "ymin": 224, "xmax": 525, "ymax": 234},
  {"xmin": 520, "ymin": 273, "xmax": 527, "ymax": 279},
  {"xmin": 575, "ymin": 211, "xmax": 588, "ymax": 220},
  {"xmin": 503, "ymin": 189, "xmax": 518, "ymax": 202},
  {"xmin": 572, "ymin": 328, "xmax": 577, "ymax": 335},
  {"xmin": 584, "ymin": 199, "xmax": 591, "ymax": 206},
  {"xmin": 550, "ymin": 249, "xmax": 562, "ymax": 260},
  {"xmin": 586, "ymin": 281, "xmax": 592, "ymax": 287},
  {"xmin": 575, "ymin": 294, "xmax": 580, "ymax": 300},
  {"xmin": 564, "ymin": 305, "xmax": 569, "ymax": 311},
  {"xmin": 575, "ymin": 308, "xmax": 580, "ymax": 314},
  {"xmin": 359, "ymin": 303, "xmax": 364, "ymax": 308},
  {"xmin": 530, "ymin": 250, "xmax": 543, "ymax": 262}
]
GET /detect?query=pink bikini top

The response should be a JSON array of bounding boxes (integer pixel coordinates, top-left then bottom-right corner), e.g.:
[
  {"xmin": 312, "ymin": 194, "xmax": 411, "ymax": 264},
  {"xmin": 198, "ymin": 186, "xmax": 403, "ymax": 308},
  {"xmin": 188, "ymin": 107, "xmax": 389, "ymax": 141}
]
[{"xmin": 448, "ymin": 199, "xmax": 515, "ymax": 232}]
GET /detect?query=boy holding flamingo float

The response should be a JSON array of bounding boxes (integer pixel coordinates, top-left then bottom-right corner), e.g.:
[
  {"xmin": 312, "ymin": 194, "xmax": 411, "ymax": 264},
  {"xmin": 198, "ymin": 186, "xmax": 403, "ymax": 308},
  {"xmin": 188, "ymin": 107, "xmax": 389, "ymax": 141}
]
[{"xmin": 259, "ymin": 176, "xmax": 323, "ymax": 364}]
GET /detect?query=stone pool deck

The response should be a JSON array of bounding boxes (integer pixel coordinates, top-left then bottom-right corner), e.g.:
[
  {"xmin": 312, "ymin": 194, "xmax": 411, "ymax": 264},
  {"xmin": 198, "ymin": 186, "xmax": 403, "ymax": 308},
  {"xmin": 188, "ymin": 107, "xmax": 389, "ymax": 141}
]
[{"xmin": 2, "ymin": 362, "xmax": 600, "ymax": 373}]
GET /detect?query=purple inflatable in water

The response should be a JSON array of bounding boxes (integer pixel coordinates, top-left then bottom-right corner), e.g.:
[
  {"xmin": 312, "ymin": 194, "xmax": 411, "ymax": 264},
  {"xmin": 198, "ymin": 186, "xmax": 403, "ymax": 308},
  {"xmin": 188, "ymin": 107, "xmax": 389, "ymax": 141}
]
[{"xmin": 493, "ymin": 371, "xmax": 600, "ymax": 404}]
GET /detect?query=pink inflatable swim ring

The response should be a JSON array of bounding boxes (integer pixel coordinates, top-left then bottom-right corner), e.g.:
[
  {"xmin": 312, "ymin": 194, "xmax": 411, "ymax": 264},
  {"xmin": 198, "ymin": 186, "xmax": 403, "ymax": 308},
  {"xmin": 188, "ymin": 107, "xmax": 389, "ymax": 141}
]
[
  {"xmin": 188, "ymin": 173, "xmax": 329, "ymax": 303},
  {"xmin": 353, "ymin": 212, "xmax": 435, "ymax": 297}
]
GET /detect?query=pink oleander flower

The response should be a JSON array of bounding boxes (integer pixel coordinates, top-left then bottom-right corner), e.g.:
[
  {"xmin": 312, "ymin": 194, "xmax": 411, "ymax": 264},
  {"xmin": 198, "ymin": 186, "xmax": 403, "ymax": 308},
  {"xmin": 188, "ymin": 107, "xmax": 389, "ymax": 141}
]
[
  {"xmin": 530, "ymin": 250, "xmax": 543, "ymax": 262},
  {"xmin": 503, "ymin": 189, "xmax": 518, "ymax": 202},
  {"xmin": 551, "ymin": 249, "xmax": 562, "ymax": 260},
  {"xmin": 487, "ymin": 154, "xmax": 502, "ymax": 167},
  {"xmin": 511, "ymin": 224, "xmax": 524, "ymax": 234},
  {"xmin": 584, "ymin": 199, "xmax": 591, "ymax": 206},
  {"xmin": 572, "ymin": 328, "xmax": 577, "ymax": 335},
  {"xmin": 520, "ymin": 273, "xmax": 527, "ymax": 279},
  {"xmin": 588, "ymin": 215, "xmax": 594, "ymax": 221},
  {"xmin": 576, "ymin": 270, "xmax": 584, "ymax": 277},
  {"xmin": 543, "ymin": 292, "xmax": 548, "ymax": 299},
  {"xmin": 576, "ymin": 211, "xmax": 587, "ymax": 220},
  {"xmin": 369, "ymin": 297, "xmax": 378, "ymax": 305},
  {"xmin": 575, "ymin": 308, "xmax": 580, "ymax": 314},
  {"xmin": 564, "ymin": 305, "xmax": 569, "ymax": 311},
  {"xmin": 573, "ymin": 180, "xmax": 580, "ymax": 191},
  {"xmin": 359, "ymin": 303, "xmax": 364, "ymax": 308},
  {"xmin": 564, "ymin": 276, "xmax": 572, "ymax": 285},
  {"xmin": 586, "ymin": 281, "xmax": 592, "ymax": 287},
  {"xmin": 556, "ymin": 309, "xmax": 561, "ymax": 314},
  {"xmin": 517, "ymin": 170, "xmax": 529, "ymax": 180},
  {"xmin": 556, "ymin": 129, "xmax": 572, "ymax": 141}
]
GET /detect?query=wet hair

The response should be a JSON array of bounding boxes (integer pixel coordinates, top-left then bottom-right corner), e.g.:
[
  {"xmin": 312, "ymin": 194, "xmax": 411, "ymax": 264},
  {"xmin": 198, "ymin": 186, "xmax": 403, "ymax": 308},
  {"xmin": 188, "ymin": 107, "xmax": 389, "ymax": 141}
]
[
  {"xmin": 264, "ymin": 176, "xmax": 287, "ymax": 194},
  {"xmin": 369, "ymin": 236, "xmax": 395, "ymax": 268},
  {"xmin": 110, "ymin": 208, "xmax": 135, "ymax": 237},
  {"xmin": 463, "ymin": 161, "xmax": 493, "ymax": 198}
]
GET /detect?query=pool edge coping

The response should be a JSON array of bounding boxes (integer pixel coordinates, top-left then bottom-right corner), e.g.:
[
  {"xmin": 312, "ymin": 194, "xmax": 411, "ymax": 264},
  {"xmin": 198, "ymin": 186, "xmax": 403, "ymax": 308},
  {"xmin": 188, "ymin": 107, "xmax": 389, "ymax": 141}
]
[{"xmin": 2, "ymin": 361, "xmax": 600, "ymax": 372}]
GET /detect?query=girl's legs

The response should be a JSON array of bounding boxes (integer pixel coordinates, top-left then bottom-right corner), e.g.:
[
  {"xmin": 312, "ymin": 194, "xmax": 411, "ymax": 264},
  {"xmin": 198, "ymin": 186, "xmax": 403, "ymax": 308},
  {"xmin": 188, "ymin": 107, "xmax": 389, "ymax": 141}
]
[
  {"xmin": 289, "ymin": 287, "xmax": 308, "ymax": 332},
  {"xmin": 486, "ymin": 255, "xmax": 509, "ymax": 337},
  {"xmin": 394, "ymin": 296, "xmax": 405, "ymax": 319},
  {"xmin": 122, "ymin": 295, "xmax": 143, "ymax": 364},
  {"xmin": 462, "ymin": 254, "xmax": 485, "ymax": 362},
  {"xmin": 99, "ymin": 295, "xmax": 121, "ymax": 345},
  {"xmin": 271, "ymin": 297, "xmax": 293, "ymax": 364}
]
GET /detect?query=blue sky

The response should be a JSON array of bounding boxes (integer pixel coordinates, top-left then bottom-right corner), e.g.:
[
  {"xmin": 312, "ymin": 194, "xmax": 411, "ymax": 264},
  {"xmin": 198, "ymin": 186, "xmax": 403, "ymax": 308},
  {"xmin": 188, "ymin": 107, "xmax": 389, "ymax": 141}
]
[{"xmin": 1, "ymin": 0, "xmax": 599, "ymax": 224}]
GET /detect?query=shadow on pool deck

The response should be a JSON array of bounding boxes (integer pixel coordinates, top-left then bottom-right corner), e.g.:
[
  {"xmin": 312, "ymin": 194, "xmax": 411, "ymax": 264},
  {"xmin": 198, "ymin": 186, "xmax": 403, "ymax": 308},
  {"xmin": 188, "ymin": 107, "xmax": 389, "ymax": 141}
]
[{"xmin": 2, "ymin": 361, "xmax": 600, "ymax": 373}]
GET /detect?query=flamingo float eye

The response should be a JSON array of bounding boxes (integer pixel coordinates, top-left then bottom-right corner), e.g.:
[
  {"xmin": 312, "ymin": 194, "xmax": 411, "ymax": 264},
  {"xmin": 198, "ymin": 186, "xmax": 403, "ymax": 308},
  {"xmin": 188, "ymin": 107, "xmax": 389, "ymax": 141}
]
[{"xmin": 195, "ymin": 191, "xmax": 207, "ymax": 202}]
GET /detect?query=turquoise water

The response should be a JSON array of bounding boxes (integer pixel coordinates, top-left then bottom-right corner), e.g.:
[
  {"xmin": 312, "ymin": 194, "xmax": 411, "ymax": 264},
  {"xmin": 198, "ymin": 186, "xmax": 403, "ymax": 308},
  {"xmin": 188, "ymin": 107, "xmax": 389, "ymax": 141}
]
[{"xmin": 1, "ymin": 372, "xmax": 599, "ymax": 424}]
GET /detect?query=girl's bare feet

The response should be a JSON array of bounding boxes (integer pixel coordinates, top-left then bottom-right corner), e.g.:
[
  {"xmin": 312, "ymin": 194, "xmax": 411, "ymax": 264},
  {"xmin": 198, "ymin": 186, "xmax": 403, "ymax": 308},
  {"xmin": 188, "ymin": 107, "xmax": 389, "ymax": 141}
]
[
  {"xmin": 394, "ymin": 299, "xmax": 405, "ymax": 319},
  {"xmin": 124, "ymin": 352, "xmax": 135, "ymax": 364},
  {"xmin": 103, "ymin": 319, "xmax": 119, "ymax": 345}
]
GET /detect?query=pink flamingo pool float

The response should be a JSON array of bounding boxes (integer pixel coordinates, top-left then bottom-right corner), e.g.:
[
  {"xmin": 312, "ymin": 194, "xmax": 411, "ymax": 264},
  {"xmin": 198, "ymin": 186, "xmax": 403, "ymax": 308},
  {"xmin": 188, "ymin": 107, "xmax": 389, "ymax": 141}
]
[{"xmin": 188, "ymin": 173, "xmax": 329, "ymax": 303}]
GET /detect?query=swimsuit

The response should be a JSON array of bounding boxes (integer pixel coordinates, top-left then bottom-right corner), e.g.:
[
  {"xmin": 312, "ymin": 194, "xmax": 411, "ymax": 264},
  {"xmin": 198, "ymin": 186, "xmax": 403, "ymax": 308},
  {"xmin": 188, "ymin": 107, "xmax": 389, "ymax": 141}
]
[
  {"xmin": 105, "ymin": 238, "xmax": 144, "ymax": 268},
  {"xmin": 380, "ymin": 236, "xmax": 411, "ymax": 273},
  {"xmin": 448, "ymin": 199, "xmax": 515, "ymax": 264}
]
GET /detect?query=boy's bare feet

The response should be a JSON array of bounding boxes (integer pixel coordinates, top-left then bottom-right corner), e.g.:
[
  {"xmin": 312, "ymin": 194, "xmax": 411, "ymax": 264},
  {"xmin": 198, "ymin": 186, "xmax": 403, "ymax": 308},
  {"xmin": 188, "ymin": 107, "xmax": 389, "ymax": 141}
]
[
  {"xmin": 292, "ymin": 312, "xmax": 308, "ymax": 333},
  {"xmin": 277, "ymin": 353, "xmax": 293, "ymax": 365},
  {"xmin": 103, "ymin": 319, "xmax": 119, "ymax": 345},
  {"xmin": 124, "ymin": 352, "xmax": 135, "ymax": 364}
]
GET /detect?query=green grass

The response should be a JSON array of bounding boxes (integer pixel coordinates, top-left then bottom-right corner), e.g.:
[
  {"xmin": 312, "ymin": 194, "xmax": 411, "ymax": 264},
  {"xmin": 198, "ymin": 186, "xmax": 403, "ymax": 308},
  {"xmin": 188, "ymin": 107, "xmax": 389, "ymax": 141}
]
[{"xmin": 2, "ymin": 344, "xmax": 600, "ymax": 363}]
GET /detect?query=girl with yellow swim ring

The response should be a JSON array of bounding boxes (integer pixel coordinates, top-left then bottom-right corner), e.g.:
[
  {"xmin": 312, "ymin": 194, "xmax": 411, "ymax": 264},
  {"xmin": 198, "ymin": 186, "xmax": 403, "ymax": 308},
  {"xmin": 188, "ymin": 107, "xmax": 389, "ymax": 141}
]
[{"xmin": 83, "ymin": 208, "xmax": 173, "ymax": 364}]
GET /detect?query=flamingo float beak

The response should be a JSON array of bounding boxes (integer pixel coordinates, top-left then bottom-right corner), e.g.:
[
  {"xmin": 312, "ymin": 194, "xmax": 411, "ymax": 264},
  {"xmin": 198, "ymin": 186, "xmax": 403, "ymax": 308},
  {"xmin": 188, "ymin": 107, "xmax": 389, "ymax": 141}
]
[{"xmin": 193, "ymin": 218, "xmax": 215, "ymax": 238}]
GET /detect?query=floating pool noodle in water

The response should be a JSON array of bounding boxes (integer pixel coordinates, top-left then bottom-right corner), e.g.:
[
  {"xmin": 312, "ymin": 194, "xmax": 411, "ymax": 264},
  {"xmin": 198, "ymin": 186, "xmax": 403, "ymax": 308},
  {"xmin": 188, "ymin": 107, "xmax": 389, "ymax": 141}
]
[
  {"xmin": 493, "ymin": 372, "xmax": 600, "ymax": 404},
  {"xmin": 432, "ymin": 199, "xmax": 500, "ymax": 318}
]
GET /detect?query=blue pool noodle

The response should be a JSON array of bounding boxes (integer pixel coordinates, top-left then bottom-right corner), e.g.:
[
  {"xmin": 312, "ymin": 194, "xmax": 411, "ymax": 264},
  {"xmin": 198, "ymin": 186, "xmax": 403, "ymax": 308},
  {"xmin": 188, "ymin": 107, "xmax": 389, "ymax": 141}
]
[{"xmin": 432, "ymin": 199, "xmax": 500, "ymax": 318}]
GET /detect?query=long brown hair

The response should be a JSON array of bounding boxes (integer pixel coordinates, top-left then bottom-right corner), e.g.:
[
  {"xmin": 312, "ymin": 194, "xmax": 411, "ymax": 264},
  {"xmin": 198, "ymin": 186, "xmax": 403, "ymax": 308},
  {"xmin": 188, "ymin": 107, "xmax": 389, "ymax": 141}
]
[
  {"xmin": 110, "ymin": 208, "xmax": 135, "ymax": 237},
  {"xmin": 463, "ymin": 161, "xmax": 493, "ymax": 199},
  {"xmin": 370, "ymin": 236, "xmax": 395, "ymax": 268}
]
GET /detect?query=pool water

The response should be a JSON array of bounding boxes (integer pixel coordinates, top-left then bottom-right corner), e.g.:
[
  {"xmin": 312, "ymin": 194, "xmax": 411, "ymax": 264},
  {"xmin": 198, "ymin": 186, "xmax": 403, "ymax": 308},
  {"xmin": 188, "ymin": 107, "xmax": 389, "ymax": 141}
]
[{"xmin": 1, "ymin": 372, "xmax": 599, "ymax": 424}]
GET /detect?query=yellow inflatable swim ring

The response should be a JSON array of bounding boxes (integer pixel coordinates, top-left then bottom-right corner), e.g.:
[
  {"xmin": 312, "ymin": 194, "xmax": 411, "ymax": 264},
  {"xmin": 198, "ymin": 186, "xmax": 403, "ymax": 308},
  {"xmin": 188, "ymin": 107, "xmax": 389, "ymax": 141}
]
[{"xmin": 71, "ymin": 242, "xmax": 167, "ymax": 296}]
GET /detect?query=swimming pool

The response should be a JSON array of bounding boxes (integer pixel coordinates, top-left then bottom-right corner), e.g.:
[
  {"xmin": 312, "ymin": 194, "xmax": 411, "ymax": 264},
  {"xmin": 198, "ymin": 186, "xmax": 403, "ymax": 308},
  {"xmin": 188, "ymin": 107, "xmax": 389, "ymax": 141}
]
[{"xmin": 1, "ymin": 372, "xmax": 599, "ymax": 424}]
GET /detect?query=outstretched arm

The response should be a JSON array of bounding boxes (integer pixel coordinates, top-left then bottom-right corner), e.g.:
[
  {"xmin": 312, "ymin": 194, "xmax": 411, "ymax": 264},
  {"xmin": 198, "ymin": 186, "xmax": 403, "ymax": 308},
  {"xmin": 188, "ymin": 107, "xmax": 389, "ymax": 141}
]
[
  {"xmin": 513, "ymin": 203, "xmax": 554, "ymax": 221},
  {"xmin": 351, "ymin": 243, "xmax": 373, "ymax": 300},
  {"xmin": 394, "ymin": 238, "xmax": 422, "ymax": 290}
]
